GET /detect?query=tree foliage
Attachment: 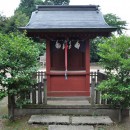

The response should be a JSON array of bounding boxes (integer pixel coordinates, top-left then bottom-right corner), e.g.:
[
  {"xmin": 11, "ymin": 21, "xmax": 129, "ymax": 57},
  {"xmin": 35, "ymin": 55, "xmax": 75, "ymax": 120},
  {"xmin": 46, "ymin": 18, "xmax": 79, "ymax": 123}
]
[
  {"xmin": 6, "ymin": 12, "xmax": 29, "ymax": 33},
  {"xmin": 15, "ymin": 0, "xmax": 70, "ymax": 18},
  {"xmin": 90, "ymin": 14, "xmax": 127, "ymax": 62},
  {"xmin": 104, "ymin": 13, "xmax": 127, "ymax": 35},
  {"xmin": 0, "ymin": 14, "xmax": 9, "ymax": 33},
  {"xmin": 12, "ymin": 0, "xmax": 70, "ymax": 34},
  {"xmin": 97, "ymin": 35, "xmax": 130, "ymax": 109},
  {"xmin": 10, "ymin": 11, "xmax": 29, "ymax": 31},
  {"xmin": 15, "ymin": 0, "xmax": 44, "ymax": 17},
  {"xmin": 90, "ymin": 37, "xmax": 104, "ymax": 62},
  {"xmin": 43, "ymin": 0, "xmax": 70, "ymax": 5},
  {"xmin": 0, "ymin": 12, "xmax": 29, "ymax": 34},
  {"xmin": 0, "ymin": 32, "xmax": 40, "ymax": 107}
]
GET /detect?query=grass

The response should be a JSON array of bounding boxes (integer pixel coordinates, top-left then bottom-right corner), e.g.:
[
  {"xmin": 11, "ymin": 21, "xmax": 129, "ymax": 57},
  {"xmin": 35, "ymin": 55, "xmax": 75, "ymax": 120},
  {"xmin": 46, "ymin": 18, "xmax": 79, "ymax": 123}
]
[
  {"xmin": 1, "ymin": 116, "xmax": 48, "ymax": 130},
  {"xmin": 96, "ymin": 117, "xmax": 130, "ymax": 130},
  {"xmin": 0, "ymin": 97, "xmax": 130, "ymax": 130},
  {"xmin": 0, "ymin": 97, "xmax": 47, "ymax": 130},
  {"xmin": 96, "ymin": 124, "xmax": 129, "ymax": 130}
]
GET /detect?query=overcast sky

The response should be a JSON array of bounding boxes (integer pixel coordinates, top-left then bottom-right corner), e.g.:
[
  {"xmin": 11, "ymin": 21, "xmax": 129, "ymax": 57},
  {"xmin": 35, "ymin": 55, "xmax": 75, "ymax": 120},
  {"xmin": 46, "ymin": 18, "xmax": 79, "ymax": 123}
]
[{"xmin": 0, "ymin": 0, "xmax": 130, "ymax": 35}]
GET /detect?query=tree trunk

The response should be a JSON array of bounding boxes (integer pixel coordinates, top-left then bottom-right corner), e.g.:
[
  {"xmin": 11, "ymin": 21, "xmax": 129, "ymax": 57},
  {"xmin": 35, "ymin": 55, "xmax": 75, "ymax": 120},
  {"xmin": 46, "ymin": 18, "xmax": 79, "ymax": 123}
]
[
  {"xmin": 8, "ymin": 94, "xmax": 15, "ymax": 121},
  {"xmin": 118, "ymin": 108, "xmax": 122, "ymax": 122}
]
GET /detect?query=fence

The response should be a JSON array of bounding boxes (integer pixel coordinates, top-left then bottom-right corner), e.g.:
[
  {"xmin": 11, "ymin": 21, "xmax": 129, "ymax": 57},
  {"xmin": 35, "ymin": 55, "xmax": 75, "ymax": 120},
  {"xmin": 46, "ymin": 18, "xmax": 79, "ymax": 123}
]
[
  {"xmin": 8, "ymin": 70, "xmax": 108, "ymax": 120},
  {"xmin": 12, "ymin": 71, "xmax": 108, "ymax": 106},
  {"xmin": 90, "ymin": 70, "xmax": 108, "ymax": 105},
  {"xmin": 31, "ymin": 72, "xmax": 47, "ymax": 105}
]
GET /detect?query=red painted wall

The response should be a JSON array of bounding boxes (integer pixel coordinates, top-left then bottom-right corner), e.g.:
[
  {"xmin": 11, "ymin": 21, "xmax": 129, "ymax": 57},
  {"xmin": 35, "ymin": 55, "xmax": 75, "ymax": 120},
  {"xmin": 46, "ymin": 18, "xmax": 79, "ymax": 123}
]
[{"xmin": 46, "ymin": 37, "xmax": 90, "ymax": 97}]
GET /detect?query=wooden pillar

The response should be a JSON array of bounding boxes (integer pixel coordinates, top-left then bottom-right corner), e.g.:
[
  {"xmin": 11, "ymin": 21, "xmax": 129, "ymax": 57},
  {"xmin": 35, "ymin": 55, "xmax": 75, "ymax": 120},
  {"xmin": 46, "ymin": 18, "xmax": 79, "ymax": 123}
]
[
  {"xmin": 85, "ymin": 39, "xmax": 90, "ymax": 96},
  {"xmin": 43, "ymin": 78, "xmax": 47, "ymax": 104},
  {"xmin": 46, "ymin": 39, "xmax": 51, "ymax": 96},
  {"xmin": 91, "ymin": 78, "xmax": 96, "ymax": 105}
]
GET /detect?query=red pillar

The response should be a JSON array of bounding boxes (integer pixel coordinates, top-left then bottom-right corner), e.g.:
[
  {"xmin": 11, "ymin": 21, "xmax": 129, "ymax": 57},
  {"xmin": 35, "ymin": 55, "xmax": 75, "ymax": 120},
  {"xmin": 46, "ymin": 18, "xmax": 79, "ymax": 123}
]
[
  {"xmin": 85, "ymin": 39, "xmax": 90, "ymax": 96},
  {"xmin": 46, "ymin": 39, "xmax": 51, "ymax": 96}
]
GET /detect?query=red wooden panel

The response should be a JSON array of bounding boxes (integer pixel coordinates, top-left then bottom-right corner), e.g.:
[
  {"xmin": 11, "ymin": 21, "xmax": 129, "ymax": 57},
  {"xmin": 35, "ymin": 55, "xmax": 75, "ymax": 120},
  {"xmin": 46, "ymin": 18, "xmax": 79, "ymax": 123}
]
[
  {"xmin": 47, "ymin": 75, "xmax": 90, "ymax": 96},
  {"xmin": 50, "ymin": 76, "xmax": 86, "ymax": 91},
  {"xmin": 47, "ymin": 91, "xmax": 90, "ymax": 97},
  {"xmin": 50, "ymin": 41, "xmax": 85, "ymax": 70},
  {"xmin": 68, "ymin": 47, "xmax": 85, "ymax": 70},
  {"xmin": 51, "ymin": 49, "xmax": 65, "ymax": 70}
]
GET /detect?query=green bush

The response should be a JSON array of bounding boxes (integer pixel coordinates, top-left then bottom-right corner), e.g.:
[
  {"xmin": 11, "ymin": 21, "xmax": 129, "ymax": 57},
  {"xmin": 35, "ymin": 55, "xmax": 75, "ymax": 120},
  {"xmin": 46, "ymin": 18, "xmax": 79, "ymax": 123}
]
[
  {"xmin": 0, "ymin": 32, "xmax": 40, "ymax": 107},
  {"xmin": 97, "ymin": 35, "xmax": 130, "ymax": 109}
]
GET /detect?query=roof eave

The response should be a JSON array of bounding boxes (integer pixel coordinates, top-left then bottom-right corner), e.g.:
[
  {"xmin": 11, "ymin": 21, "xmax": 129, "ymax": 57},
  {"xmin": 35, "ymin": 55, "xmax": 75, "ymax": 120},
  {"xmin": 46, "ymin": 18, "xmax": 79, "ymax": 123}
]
[{"xmin": 19, "ymin": 27, "xmax": 117, "ymax": 33}]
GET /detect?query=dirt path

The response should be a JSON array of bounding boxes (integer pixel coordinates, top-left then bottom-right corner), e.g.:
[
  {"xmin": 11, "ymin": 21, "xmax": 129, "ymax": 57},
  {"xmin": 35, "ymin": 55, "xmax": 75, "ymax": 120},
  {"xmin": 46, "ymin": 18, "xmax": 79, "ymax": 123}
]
[
  {"xmin": 0, "ymin": 97, "xmax": 8, "ymax": 129},
  {"xmin": 0, "ymin": 119, "xmax": 3, "ymax": 130}
]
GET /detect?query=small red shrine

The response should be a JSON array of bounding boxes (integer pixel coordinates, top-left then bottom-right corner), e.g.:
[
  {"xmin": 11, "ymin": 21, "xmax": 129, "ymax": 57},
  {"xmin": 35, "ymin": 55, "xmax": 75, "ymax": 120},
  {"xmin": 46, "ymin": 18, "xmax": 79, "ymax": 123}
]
[{"xmin": 20, "ymin": 5, "xmax": 116, "ymax": 97}]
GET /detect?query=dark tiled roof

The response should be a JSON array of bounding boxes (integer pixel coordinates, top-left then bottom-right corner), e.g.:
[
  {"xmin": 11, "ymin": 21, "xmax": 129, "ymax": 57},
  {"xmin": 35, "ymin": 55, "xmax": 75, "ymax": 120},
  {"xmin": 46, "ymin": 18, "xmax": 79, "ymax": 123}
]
[{"xmin": 19, "ymin": 5, "xmax": 116, "ymax": 32}]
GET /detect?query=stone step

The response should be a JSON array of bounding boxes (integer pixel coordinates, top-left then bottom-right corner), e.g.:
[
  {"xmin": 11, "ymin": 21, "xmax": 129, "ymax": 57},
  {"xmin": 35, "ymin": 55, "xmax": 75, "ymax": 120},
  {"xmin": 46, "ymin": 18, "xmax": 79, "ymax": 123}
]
[
  {"xmin": 72, "ymin": 116, "xmax": 113, "ymax": 125},
  {"xmin": 28, "ymin": 115, "xmax": 70, "ymax": 124},
  {"xmin": 28, "ymin": 115, "xmax": 113, "ymax": 125},
  {"xmin": 47, "ymin": 100, "xmax": 90, "ymax": 106},
  {"xmin": 49, "ymin": 125, "xmax": 94, "ymax": 130}
]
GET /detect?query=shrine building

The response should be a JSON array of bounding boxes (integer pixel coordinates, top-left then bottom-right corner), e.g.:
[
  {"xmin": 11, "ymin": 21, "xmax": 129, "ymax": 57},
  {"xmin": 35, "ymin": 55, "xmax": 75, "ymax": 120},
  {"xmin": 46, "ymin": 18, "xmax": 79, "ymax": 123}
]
[{"xmin": 20, "ymin": 5, "xmax": 116, "ymax": 97}]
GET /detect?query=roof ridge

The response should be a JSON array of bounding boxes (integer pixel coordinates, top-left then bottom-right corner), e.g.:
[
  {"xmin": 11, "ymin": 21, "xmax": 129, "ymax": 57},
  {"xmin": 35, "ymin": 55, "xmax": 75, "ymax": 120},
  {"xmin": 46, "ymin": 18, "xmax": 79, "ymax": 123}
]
[{"xmin": 36, "ymin": 5, "xmax": 99, "ymax": 11}]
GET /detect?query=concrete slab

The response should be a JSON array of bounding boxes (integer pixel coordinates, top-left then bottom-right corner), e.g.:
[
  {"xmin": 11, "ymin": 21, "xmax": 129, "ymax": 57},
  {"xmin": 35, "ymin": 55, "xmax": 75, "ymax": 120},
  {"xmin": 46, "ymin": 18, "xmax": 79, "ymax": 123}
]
[
  {"xmin": 72, "ymin": 116, "xmax": 113, "ymax": 125},
  {"xmin": 49, "ymin": 125, "xmax": 94, "ymax": 130},
  {"xmin": 48, "ymin": 100, "xmax": 90, "ymax": 106},
  {"xmin": 28, "ymin": 115, "xmax": 69, "ymax": 124}
]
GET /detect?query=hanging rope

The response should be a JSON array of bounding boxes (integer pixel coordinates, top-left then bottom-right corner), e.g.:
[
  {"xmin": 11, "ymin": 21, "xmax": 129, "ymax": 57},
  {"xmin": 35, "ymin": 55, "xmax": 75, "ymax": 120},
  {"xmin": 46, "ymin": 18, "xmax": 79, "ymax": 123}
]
[{"xmin": 64, "ymin": 40, "xmax": 68, "ymax": 80}]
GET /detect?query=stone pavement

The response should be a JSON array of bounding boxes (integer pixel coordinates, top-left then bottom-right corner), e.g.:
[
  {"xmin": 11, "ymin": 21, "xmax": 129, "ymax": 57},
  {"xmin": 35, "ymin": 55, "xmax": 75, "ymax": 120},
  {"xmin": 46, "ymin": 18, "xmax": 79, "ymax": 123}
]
[
  {"xmin": 28, "ymin": 115, "xmax": 113, "ymax": 130},
  {"xmin": 28, "ymin": 115, "xmax": 70, "ymax": 124},
  {"xmin": 72, "ymin": 116, "xmax": 113, "ymax": 125},
  {"xmin": 49, "ymin": 125, "xmax": 94, "ymax": 130}
]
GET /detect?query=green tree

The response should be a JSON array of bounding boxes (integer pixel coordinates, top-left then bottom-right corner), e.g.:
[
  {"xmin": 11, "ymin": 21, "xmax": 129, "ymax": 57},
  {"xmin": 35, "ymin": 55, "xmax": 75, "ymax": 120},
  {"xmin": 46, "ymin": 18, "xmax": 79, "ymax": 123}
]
[
  {"xmin": 6, "ymin": 0, "xmax": 69, "ymax": 33},
  {"xmin": 90, "ymin": 37, "xmax": 104, "ymax": 62},
  {"xmin": 0, "ymin": 32, "xmax": 40, "ymax": 107},
  {"xmin": 90, "ymin": 14, "xmax": 127, "ymax": 62},
  {"xmin": 43, "ymin": 0, "xmax": 70, "ymax": 5},
  {"xmin": 97, "ymin": 35, "xmax": 130, "ymax": 121},
  {"xmin": 5, "ymin": 12, "xmax": 29, "ymax": 33},
  {"xmin": 15, "ymin": 0, "xmax": 44, "ymax": 17},
  {"xmin": 0, "ymin": 12, "xmax": 29, "ymax": 33},
  {"xmin": 104, "ymin": 13, "xmax": 127, "ymax": 35},
  {"xmin": 0, "ymin": 14, "xmax": 9, "ymax": 33},
  {"xmin": 16, "ymin": 0, "xmax": 70, "ymax": 18}
]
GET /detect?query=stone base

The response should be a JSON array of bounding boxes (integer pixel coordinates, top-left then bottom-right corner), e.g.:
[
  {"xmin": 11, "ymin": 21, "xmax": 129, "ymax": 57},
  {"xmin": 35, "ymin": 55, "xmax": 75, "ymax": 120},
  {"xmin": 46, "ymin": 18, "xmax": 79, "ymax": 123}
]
[{"xmin": 28, "ymin": 115, "xmax": 113, "ymax": 125}]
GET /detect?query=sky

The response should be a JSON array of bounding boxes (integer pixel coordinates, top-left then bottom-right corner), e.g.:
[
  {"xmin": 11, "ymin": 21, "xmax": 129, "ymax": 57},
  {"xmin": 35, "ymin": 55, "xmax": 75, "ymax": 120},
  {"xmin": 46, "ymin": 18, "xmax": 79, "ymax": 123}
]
[{"xmin": 0, "ymin": 0, "xmax": 130, "ymax": 35}]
